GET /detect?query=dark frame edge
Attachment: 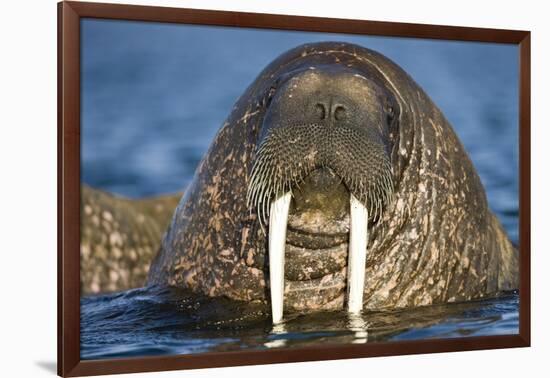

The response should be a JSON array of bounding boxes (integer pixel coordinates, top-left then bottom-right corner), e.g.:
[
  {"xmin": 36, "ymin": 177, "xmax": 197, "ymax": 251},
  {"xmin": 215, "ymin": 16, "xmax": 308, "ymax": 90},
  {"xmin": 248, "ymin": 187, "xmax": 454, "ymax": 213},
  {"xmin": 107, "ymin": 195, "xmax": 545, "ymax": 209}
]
[
  {"xmin": 57, "ymin": 4, "xmax": 62, "ymax": 375},
  {"xmin": 58, "ymin": 1, "xmax": 81, "ymax": 377},
  {"xmin": 69, "ymin": 335, "xmax": 527, "ymax": 377},
  {"xmin": 66, "ymin": 1, "xmax": 528, "ymax": 43},
  {"xmin": 518, "ymin": 32, "xmax": 531, "ymax": 346},
  {"xmin": 57, "ymin": 1, "xmax": 532, "ymax": 377}
]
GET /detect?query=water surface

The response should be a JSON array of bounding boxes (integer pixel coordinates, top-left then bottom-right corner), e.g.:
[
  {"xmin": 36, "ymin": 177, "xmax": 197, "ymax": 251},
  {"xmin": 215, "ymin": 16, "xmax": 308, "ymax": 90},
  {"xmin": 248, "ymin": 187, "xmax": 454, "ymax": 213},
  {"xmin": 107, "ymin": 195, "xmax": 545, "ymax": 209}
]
[{"xmin": 81, "ymin": 286, "xmax": 518, "ymax": 360}]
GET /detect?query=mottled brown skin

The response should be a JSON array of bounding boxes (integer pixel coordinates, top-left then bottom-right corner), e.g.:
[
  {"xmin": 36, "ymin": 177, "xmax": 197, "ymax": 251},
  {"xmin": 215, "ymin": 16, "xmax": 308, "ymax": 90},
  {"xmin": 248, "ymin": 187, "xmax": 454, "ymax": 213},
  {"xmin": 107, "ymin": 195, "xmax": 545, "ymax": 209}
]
[
  {"xmin": 147, "ymin": 42, "xmax": 518, "ymax": 312},
  {"xmin": 81, "ymin": 185, "xmax": 181, "ymax": 294}
]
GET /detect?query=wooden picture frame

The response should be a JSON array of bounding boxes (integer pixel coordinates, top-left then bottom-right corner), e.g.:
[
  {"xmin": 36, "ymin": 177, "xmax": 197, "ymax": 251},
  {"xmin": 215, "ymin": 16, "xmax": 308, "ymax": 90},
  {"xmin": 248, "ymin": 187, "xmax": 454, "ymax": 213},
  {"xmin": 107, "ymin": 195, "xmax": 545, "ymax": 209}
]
[{"xmin": 58, "ymin": 1, "xmax": 531, "ymax": 376}]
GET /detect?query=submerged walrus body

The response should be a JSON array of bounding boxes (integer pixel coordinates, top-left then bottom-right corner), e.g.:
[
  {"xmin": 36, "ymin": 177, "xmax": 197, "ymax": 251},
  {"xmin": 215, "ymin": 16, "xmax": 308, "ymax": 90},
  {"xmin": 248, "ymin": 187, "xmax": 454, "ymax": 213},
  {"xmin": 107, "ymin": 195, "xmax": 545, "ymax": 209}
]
[
  {"xmin": 80, "ymin": 185, "xmax": 181, "ymax": 294},
  {"xmin": 141, "ymin": 42, "xmax": 518, "ymax": 315}
]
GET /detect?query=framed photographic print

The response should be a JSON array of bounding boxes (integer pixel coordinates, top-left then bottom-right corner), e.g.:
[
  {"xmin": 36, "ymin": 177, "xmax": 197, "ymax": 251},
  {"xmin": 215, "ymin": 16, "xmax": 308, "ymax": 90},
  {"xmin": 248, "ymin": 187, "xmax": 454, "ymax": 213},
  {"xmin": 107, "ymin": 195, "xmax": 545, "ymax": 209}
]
[{"xmin": 58, "ymin": 1, "xmax": 531, "ymax": 376}]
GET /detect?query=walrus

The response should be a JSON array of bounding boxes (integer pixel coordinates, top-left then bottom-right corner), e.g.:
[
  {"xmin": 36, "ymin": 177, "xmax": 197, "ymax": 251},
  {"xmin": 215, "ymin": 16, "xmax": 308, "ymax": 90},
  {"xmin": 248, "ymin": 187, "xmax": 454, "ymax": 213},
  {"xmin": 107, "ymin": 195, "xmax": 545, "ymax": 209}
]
[
  {"xmin": 80, "ymin": 185, "xmax": 181, "ymax": 294},
  {"xmin": 140, "ymin": 42, "xmax": 518, "ymax": 323}
]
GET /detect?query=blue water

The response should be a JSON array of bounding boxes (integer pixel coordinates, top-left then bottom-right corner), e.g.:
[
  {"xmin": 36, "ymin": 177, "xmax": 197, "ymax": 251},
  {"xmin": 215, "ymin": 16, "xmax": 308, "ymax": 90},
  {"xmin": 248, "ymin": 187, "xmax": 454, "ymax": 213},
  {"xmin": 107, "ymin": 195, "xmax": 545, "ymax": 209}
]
[
  {"xmin": 81, "ymin": 286, "xmax": 518, "ymax": 360},
  {"xmin": 80, "ymin": 19, "xmax": 519, "ymax": 359}
]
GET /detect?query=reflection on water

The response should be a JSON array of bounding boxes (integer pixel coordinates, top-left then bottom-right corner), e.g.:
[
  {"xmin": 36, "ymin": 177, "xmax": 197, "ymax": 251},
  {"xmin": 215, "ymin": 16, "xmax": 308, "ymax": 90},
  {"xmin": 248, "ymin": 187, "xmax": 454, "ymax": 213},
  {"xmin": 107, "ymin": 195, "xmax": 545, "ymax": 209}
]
[
  {"xmin": 348, "ymin": 314, "xmax": 369, "ymax": 344},
  {"xmin": 80, "ymin": 286, "xmax": 519, "ymax": 359},
  {"xmin": 265, "ymin": 323, "xmax": 289, "ymax": 348},
  {"xmin": 80, "ymin": 20, "xmax": 520, "ymax": 359}
]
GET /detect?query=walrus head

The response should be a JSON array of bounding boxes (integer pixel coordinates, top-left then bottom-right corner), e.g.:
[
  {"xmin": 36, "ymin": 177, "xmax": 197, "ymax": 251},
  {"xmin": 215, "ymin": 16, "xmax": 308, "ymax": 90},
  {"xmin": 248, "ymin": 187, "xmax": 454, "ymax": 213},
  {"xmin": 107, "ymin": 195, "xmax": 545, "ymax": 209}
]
[{"xmin": 247, "ymin": 66, "xmax": 399, "ymax": 322}]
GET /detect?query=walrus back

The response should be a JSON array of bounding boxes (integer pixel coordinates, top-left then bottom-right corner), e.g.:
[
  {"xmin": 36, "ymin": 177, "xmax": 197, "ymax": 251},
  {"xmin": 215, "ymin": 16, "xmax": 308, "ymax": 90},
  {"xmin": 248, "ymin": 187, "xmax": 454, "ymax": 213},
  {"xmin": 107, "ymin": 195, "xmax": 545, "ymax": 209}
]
[{"xmin": 81, "ymin": 185, "xmax": 181, "ymax": 294}]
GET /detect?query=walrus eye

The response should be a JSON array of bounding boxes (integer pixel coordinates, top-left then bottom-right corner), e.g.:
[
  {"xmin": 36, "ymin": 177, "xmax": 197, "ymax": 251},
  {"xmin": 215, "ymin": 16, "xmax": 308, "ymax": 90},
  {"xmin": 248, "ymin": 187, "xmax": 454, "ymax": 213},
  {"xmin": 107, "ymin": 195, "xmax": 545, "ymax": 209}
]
[
  {"xmin": 384, "ymin": 100, "xmax": 396, "ymax": 125},
  {"xmin": 263, "ymin": 86, "xmax": 277, "ymax": 108},
  {"xmin": 385, "ymin": 104, "xmax": 394, "ymax": 118}
]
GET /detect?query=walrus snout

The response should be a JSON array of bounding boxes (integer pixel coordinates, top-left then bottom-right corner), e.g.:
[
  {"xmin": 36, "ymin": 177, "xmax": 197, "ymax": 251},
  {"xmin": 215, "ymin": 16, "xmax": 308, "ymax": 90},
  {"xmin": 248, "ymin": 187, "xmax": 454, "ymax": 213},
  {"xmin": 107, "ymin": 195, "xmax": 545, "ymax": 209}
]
[
  {"xmin": 246, "ymin": 66, "xmax": 399, "ymax": 321},
  {"xmin": 248, "ymin": 64, "xmax": 397, "ymax": 226},
  {"xmin": 290, "ymin": 167, "xmax": 349, "ymax": 222}
]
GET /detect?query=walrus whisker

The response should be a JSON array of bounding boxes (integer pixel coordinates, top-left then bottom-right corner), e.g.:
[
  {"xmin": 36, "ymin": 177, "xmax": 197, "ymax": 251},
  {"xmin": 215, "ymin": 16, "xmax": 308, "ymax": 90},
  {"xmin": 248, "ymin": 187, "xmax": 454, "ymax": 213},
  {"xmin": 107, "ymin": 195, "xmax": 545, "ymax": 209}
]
[
  {"xmin": 257, "ymin": 176, "xmax": 269, "ymax": 221},
  {"xmin": 261, "ymin": 188, "xmax": 272, "ymax": 225},
  {"xmin": 368, "ymin": 185, "xmax": 374, "ymax": 216}
]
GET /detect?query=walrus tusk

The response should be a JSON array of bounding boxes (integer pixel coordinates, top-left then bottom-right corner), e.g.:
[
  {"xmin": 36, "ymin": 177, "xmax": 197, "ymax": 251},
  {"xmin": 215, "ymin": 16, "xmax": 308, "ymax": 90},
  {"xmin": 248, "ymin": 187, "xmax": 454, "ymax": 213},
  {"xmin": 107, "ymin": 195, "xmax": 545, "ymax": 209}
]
[
  {"xmin": 269, "ymin": 191, "xmax": 292, "ymax": 324},
  {"xmin": 348, "ymin": 313, "xmax": 369, "ymax": 344},
  {"xmin": 347, "ymin": 194, "xmax": 369, "ymax": 314}
]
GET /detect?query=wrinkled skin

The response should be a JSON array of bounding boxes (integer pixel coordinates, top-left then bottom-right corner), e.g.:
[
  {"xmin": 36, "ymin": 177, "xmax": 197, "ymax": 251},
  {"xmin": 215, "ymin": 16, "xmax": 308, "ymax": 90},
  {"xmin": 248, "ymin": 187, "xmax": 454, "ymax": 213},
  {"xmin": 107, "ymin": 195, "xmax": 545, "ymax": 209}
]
[{"xmin": 147, "ymin": 42, "xmax": 518, "ymax": 312}]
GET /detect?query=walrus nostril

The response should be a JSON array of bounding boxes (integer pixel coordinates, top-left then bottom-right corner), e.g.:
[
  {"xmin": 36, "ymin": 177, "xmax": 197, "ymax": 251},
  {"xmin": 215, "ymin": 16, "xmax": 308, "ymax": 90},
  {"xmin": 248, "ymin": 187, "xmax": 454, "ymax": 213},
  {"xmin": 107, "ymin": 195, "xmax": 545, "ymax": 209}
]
[
  {"xmin": 315, "ymin": 103, "xmax": 327, "ymax": 120},
  {"xmin": 334, "ymin": 105, "xmax": 346, "ymax": 121},
  {"xmin": 313, "ymin": 102, "xmax": 346, "ymax": 122}
]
